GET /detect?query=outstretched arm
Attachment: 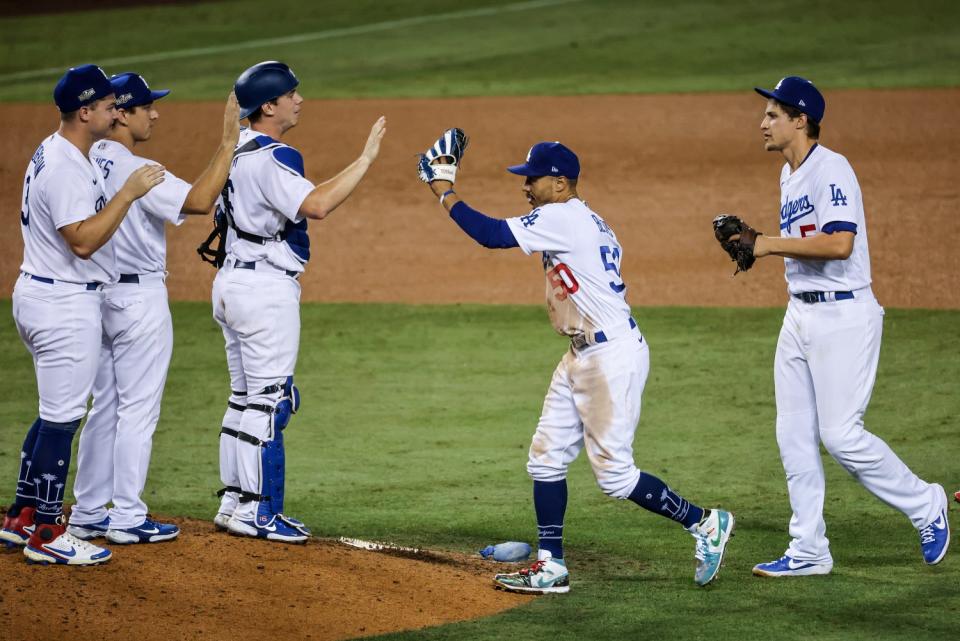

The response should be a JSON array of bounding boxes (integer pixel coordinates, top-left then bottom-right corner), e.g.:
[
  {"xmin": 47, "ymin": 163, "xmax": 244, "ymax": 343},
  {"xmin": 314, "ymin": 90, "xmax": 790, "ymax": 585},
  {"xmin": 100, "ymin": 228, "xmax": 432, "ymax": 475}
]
[
  {"xmin": 428, "ymin": 174, "xmax": 518, "ymax": 250},
  {"xmin": 298, "ymin": 117, "xmax": 386, "ymax": 220},
  {"xmin": 181, "ymin": 92, "xmax": 241, "ymax": 215}
]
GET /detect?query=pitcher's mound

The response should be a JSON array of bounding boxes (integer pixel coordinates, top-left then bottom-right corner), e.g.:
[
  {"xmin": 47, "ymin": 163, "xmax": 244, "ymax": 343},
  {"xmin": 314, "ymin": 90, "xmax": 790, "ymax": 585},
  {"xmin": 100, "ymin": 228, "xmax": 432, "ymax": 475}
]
[{"xmin": 0, "ymin": 516, "xmax": 534, "ymax": 641}]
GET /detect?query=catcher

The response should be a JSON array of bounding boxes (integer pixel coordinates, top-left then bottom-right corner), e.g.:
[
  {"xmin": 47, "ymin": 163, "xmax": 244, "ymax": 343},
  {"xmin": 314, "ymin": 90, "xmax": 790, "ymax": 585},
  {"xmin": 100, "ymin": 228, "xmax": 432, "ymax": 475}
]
[{"xmin": 418, "ymin": 129, "xmax": 736, "ymax": 593}]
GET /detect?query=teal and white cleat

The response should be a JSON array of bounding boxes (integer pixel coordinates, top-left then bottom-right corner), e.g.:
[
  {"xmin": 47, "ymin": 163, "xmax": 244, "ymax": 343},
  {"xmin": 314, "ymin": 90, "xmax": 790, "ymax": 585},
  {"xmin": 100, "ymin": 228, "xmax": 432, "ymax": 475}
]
[
  {"xmin": 691, "ymin": 509, "xmax": 735, "ymax": 586},
  {"xmin": 493, "ymin": 557, "xmax": 570, "ymax": 594}
]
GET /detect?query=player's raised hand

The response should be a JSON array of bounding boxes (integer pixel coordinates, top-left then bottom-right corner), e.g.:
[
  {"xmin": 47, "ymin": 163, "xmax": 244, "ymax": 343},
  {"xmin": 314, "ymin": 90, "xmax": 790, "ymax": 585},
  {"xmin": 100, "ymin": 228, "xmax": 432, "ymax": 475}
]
[
  {"xmin": 122, "ymin": 164, "xmax": 165, "ymax": 199},
  {"xmin": 361, "ymin": 116, "xmax": 387, "ymax": 163},
  {"xmin": 222, "ymin": 92, "xmax": 241, "ymax": 146}
]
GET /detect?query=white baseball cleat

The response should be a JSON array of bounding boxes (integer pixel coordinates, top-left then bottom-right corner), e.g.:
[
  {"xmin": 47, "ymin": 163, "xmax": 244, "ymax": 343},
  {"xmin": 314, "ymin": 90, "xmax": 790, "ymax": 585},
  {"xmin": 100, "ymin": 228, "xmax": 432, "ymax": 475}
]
[
  {"xmin": 67, "ymin": 516, "xmax": 110, "ymax": 540},
  {"xmin": 691, "ymin": 509, "xmax": 735, "ymax": 586},
  {"xmin": 493, "ymin": 556, "xmax": 570, "ymax": 594},
  {"xmin": 226, "ymin": 514, "xmax": 309, "ymax": 543},
  {"xmin": 213, "ymin": 512, "xmax": 232, "ymax": 531},
  {"xmin": 106, "ymin": 518, "xmax": 180, "ymax": 544},
  {"xmin": 23, "ymin": 522, "xmax": 112, "ymax": 565}
]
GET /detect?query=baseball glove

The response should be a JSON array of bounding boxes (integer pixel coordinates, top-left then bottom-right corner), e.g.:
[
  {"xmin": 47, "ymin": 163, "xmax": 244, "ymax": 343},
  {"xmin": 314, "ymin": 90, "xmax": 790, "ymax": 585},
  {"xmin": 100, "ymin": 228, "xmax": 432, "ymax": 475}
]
[
  {"xmin": 417, "ymin": 127, "xmax": 469, "ymax": 183},
  {"xmin": 713, "ymin": 214, "xmax": 761, "ymax": 274}
]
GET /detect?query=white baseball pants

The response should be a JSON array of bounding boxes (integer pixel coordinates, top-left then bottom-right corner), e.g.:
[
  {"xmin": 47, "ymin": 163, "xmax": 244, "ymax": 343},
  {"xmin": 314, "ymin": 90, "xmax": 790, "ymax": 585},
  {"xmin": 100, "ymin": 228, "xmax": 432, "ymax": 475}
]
[
  {"xmin": 527, "ymin": 329, "xmax": 647, "ymax": 499},
  {"xmin": 774, "ymin": 292, "xmax": 943, "ymax": 563},
  {"xmin": 212, "ymin": 262, "xmax": 301, "ymax": 522},
  {"xmin": 71, "ymin": 274, "xmax": 173, "ymax": 529},
  {"xmin": 13, "ymin": 273, "xmax": 102, "ymax": 423}
]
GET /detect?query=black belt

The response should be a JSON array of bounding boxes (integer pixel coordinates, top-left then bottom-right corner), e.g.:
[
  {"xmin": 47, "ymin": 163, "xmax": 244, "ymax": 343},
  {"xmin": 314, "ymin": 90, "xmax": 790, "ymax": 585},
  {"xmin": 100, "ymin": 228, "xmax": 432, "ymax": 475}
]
[
  {"xmin": 119, "ymin": 273, "xmax": 140, "ymax": 284},
  {"xmin": 793, "ymin": 291, "xmax": 854, "ymax": 304},
  {"xmin": 24, "ymin": 272, "xmax": 101, "ymax": 290},
  {"xmin": 571, "ymin": 318, "xmax": 639, "ymax": 350},
  {"xmin": 235, "ymin": 228, "xmax": 281, "ymax": 244},
  {"xmin": 234, "ymin": 260, "xmax": 298, "ymax": 278}
]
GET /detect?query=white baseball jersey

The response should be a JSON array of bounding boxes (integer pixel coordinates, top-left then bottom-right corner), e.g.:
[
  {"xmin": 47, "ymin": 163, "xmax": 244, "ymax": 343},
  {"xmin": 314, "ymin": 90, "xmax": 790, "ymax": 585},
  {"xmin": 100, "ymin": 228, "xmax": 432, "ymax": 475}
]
[
  {"xmin": 19, "ymin": 132, "xmax": 115, "ymax": 283},
  {"xmin": 89, "ymin": 140, "xmax": 190, "ymax": 274},
  {"xmin": 506, "ymin": 198, "xmax": 632, "ymax": 339},
  {"xmin": 769, "ymin": 143, "xmax": 942, "ymax": 565},
  {"xmin": 219, "ymin": 128, "xmax": 315, "ymax": 273},
  {"xmin": 778, "ymin": 144, "xmax": 871, "ymax": 293}
]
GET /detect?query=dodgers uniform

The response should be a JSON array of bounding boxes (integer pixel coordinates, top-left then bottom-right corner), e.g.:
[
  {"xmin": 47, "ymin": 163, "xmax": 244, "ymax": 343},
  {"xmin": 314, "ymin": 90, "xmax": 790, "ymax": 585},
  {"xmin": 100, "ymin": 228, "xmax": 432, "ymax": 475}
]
[
  {"xmin": 1, "ymin": 64, "xmax": 120, "ymax": 565},
  {"xmin": 68, "ymin": 137, "xmax": 190, "ymax": 535},
  {"xmin": 430, "ymin": 140, "xmax": 733, "ymax": 593},
  {"xmin": 15, "ymin": 132, "xmax": 113, "ymax": 442},
  {"xmin": 505, "ymin": 198, "xmax": 646, "ymax": 500},
  {"xmin": 212, "ymin": 126, "xmax": 314, "ymax": 541},
  {"xmin": 771, "ymin": 142, "xmax": 946, "ymax": 565}
]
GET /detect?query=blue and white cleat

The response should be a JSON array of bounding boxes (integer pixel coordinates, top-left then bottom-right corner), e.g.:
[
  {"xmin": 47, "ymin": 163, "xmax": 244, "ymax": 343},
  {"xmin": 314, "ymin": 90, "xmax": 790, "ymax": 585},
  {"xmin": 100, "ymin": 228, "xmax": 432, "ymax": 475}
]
[
  {"xmin": 493, "ymin": 556, "xmax": 570, "ymax": 594},
  {"xmin": 67, "ymin": 516, "xmax": 110, "ymax": 541},
  {"xmin": 691, "ymin": 509, "xmax": 735, "ymax": 586},
  {"xmin": 106, "ymin": 518, "xmax": 180, "ymax": 544},
  {"xmin": 752, "ymin": 555, "xmax": 832, "ymax": 577},
  {"xmin": 918, "ymin": 486, "xmax": 950, "ymax": 565},
  {"xmin": 23, "ymin": 522, "xmax": 112, "ymax": 565},
  {"xmin": 226, "ymin": 514, "xmax": 309, "ymax": 543}
]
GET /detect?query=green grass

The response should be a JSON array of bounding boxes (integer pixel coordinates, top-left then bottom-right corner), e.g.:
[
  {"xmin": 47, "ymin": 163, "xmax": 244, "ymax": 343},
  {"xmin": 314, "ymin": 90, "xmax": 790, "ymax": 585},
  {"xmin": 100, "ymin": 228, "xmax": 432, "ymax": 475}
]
[
  {"xmin": 1, "ymin": 301, "xmax": 958, "ymax": 640},
  {"xmin": 1, "ymin": 0, "xmax": 959, "ymax": 100}
]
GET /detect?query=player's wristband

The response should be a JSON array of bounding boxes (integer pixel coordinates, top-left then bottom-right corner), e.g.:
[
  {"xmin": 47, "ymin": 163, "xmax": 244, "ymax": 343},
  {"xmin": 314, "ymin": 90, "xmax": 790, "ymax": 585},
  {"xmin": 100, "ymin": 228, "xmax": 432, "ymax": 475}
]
[{"xmin": 440, "ymin": 189, "xmax": 456, "ymax": 206}]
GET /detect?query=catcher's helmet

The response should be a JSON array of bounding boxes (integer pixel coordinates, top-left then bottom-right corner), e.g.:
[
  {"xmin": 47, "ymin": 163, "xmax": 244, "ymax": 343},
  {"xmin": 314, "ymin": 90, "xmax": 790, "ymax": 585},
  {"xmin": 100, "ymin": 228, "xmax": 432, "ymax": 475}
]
[{"xmin": 234, "ymin": 61, "xmax": 299, "ymax": 120}]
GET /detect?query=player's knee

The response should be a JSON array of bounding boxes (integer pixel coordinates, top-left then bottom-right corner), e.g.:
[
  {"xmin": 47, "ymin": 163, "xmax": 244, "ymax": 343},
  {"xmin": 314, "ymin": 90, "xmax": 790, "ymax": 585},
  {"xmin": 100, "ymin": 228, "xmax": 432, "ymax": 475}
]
[
  {"xmin": 594, "ymin": 466, "xmax": 640, "ymax": 499},
  {"xmin": 527, "ymin": 460, "xmax": 566, "ymax": 483},
  {"xmin": 39, "ymin": 418, "xmax": 81, "ymax": 434},
  {"xmin": 222, "ymin": 389, "xmax": 247, "ymax": 430},
  {"xmin": 819, "ymin": 422, "xmax": 863, "ymax": 457}
]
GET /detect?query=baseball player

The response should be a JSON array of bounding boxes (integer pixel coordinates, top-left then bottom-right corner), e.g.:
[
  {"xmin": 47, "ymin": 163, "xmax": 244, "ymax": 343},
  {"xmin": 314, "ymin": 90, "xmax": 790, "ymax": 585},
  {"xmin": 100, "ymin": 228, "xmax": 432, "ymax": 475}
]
[
  {"xmin": 728, "ymin": 76, "xmax": 950, "ymax": 576},
  {"xmin": 64, "ymin": 74, "xmax": 240, "ymax": 545},
  {"xmin": 417, "ymin": 132, "xmax": 735, "ymax": 592},
  {"xmin": 0, "ymin": 64, "xmax": 163, "ymax": 565},
  {"xmin": 211, "ymin": 61, "xmax": 386, "ymax": 542}
]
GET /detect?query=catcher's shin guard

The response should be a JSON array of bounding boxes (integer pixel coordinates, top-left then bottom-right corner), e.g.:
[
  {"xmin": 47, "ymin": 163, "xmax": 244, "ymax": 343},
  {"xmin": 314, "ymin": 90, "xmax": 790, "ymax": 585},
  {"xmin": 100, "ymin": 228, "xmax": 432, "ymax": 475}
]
[
  {"xmin": 236, "ymin": 378, "xmax": 307, "ymax": 536},
  {"xmin": 218, "ymin": 390, "xmax": 247, "ymax": 517}
]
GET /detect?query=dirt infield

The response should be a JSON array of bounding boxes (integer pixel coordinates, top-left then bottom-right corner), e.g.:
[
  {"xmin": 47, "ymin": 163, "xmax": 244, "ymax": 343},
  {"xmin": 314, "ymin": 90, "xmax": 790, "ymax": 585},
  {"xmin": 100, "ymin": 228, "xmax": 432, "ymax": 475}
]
[
  {"xmin": 2, "ymin": 89, "xmax": 958, "ymax": 309},
  {"xmin": 0, "ymin": 513, "xmax": 533, "ymax": 641}
]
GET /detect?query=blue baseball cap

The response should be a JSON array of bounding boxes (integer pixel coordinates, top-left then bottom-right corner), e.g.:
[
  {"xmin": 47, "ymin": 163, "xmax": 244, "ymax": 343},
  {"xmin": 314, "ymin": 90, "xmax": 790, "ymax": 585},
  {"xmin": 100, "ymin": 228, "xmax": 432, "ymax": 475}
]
[
  {"xmin": 507, "ymin": 141, "xmax": 580, "ymax": 179},
  {"xmin": 111, "ymin": 72, "xmax": 170, "ymax": 109},
  {"xmin": 755, "ymin": 76, "xmax": 825, "ymax": 123},
  {"xmin": 53, "ymin": 64, "xmax": 113, "ymax": 113}
]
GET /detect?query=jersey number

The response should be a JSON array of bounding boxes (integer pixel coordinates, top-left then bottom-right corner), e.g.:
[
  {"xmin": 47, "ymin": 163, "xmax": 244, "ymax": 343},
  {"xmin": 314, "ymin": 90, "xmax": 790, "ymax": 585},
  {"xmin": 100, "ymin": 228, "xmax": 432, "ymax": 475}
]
[
  {"xmin": 600, "ymin": 245, "xmax": 626, "ymax": 294},
  {"xmin": 20, "ymin": 175, "xmax": 30, "ymax": 226},
  {"xmin": 547, "ymin": 263, "xmax": 579, "ymax": 301}
]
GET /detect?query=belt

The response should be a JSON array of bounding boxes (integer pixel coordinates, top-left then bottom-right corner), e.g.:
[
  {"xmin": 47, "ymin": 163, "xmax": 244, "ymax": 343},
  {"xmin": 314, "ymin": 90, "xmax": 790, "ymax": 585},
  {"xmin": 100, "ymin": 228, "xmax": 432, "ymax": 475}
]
[
  {"xmin": 117, "ymin": 273, "xmax": 165, "ymax": 284},
  {"xmin": 571, "ymin": 318, "xmax": 638, "ymax": 350},
  {"xmin": 23, "ymin": 272, "xmax": 102, "ymax": 291},
  {"xmin": 793, "ymin": 291, "xmax": 854, "ymax": 304},
  {"xmin": 234, "ymin": 260, "xmax": 298, "ymax": 278}
]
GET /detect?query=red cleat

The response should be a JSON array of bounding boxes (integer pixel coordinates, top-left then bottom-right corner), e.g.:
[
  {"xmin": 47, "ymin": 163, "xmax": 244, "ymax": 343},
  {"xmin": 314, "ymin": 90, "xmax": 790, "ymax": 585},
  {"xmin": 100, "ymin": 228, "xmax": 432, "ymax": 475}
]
[
  {"xmin": 954, "ymin": 490, "xmax": 960, "ymax": 504},
  {"xmin": 0, "ymin": 506, "xmax": 36, "ymax": 547}
]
